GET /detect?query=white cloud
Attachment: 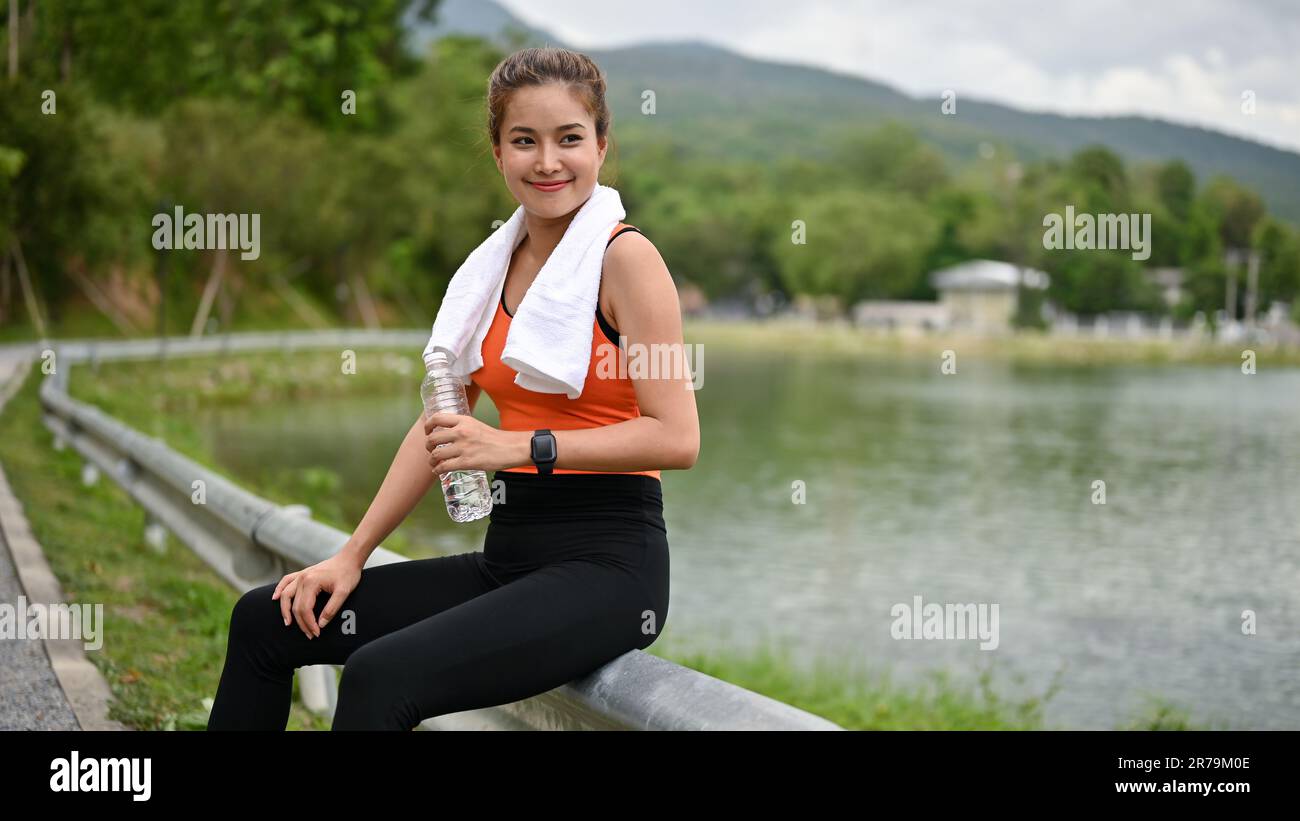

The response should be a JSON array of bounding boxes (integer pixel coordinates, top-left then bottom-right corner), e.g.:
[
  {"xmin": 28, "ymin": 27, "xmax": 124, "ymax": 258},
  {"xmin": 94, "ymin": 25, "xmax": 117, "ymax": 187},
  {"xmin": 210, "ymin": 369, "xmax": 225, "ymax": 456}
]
[{"xmin": 498, "ymin": 0, "xmax": 1300, "ymax": 152}]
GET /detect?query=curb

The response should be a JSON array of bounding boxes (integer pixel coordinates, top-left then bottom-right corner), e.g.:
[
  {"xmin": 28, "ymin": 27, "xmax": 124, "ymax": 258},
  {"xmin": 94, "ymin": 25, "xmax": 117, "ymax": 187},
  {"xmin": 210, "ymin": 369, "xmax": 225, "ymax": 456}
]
[{"xmin": 0, "ymin": 351, "xmax": 129, "ymax": 731}]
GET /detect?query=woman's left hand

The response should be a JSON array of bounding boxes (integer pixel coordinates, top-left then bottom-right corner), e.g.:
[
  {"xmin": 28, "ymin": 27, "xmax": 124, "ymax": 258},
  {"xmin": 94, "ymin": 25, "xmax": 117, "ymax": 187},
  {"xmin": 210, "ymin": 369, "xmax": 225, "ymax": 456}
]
[{"xmin": 423, "ymin": 412, "xmax": 529, "ymax": 474}]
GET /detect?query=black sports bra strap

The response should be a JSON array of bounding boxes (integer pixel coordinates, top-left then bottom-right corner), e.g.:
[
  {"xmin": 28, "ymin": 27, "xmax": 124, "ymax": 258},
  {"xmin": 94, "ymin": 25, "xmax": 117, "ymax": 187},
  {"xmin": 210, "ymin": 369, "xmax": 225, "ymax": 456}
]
[
  {"xmin": 597, "ymin": 226, "xmax": 641, "ymax": 345},
  {"xmin": 606, "ymin": 225, "xmax": 642, "ymax": 247}
]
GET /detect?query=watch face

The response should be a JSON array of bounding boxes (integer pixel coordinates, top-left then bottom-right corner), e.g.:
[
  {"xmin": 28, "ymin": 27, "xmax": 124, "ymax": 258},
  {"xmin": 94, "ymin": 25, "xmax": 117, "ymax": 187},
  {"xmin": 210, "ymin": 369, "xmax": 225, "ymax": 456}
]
[{"xmin": 533, "ymin": 434, "xmax": 556, "ymax": 462}]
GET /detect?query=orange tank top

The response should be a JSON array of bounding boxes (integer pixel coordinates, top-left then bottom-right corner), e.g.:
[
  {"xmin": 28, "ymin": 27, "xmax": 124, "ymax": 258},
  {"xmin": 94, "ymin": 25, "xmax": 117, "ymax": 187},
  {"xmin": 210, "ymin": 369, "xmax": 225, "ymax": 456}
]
[{"xmin": 470, "ymin": 223, "xmax": 662, "ymax": 481}]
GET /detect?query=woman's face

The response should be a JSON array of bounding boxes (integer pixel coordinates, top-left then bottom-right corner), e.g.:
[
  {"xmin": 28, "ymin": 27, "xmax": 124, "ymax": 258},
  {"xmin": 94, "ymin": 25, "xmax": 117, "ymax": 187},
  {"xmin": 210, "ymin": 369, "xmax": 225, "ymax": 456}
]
[{"xmin": 493, "ymin": 83, "xmax": 607, "ymax": 218}]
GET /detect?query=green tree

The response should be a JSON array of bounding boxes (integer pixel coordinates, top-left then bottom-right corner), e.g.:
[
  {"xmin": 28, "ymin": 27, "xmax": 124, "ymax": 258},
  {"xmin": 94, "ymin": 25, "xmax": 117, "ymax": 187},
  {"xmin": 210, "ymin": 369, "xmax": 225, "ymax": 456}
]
[
  {"xmin": 771, "ymin": 189, "xmax": 938, "ymax": 304},
  {"xmin": 1066, "ymin": 145, "xmax": 1129, "ymax": 212},
  {"xmin": 0, "ymin": 80, "xmax": 117, "ymax": 324},
  {"xmin": 1200, "ymin": 176, "xmax": 1265, "ymax": 250},
  {"xmin": 1156, "ymin": 159, "xmax": 1196, "ymax": 222},
  {"xmin": 1255, "ymin": 218, "xmax": 1300, "ymax": 312},
  {"xmin": 829, "ymin": 123, "xmax": 949, "ymax": 200},
  {"xmin": 25, "ymin": 0, "xmax": 438, "ymax": 131}
]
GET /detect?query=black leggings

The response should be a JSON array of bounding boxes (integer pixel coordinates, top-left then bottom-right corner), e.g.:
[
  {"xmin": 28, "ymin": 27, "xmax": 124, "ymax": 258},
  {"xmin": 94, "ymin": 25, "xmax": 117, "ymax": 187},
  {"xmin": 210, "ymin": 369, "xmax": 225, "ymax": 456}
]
[{"xmin": 205, "ymin": 470, "xmax": 669, "ymax": 730}]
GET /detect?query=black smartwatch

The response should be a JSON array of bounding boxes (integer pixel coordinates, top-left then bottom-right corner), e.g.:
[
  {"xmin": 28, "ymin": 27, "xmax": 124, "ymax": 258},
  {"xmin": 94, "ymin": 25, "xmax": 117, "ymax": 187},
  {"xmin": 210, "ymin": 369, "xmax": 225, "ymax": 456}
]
[{"xmin": 530, "ymin": 429, "xmax": 557, "ymax": 475}]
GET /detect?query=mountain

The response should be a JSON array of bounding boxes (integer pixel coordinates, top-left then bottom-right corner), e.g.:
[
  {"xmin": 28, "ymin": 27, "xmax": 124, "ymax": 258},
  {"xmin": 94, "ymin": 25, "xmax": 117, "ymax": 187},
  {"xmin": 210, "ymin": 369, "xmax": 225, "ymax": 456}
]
[
  {"xmin": 402, "ymin": 0, "xmax": 560, "ymax": 56},
  {"xmin": 407, "ymin": 0, "xmax": 1300, "ymax": 223}
]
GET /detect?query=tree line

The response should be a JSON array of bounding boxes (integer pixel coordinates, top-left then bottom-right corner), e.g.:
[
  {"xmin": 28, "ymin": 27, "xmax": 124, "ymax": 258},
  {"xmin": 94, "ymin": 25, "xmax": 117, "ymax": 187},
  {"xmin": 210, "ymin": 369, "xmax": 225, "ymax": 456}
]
[{"xmin": 2, "ymin": 0, "xmax": 1297, "ymax": 338}]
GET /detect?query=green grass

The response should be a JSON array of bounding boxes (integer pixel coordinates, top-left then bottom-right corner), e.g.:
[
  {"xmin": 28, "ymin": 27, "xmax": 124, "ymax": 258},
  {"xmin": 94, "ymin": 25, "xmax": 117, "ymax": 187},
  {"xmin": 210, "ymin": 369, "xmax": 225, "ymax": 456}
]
[
  {"xmin": 0, "ymin": 305, "xmax": 122, "ymax": 344},
  {"xmin": 645, "ymin": 633, "xmax": 1062, "ymax": 729},
  {"xmin": 651, "ymin": 636, "xmax": 1210, "ymax": 730},
  {"xmin": 2, "ymin": 348, "xmax": 1213, "ymax": 729},
  {"xmin": 1118, "ymin": 697, "xmax": 1218, "ymax": 731},
  {"xmin": 681, "ymin": 317, "xmax": 1300, "ymax": 368}
]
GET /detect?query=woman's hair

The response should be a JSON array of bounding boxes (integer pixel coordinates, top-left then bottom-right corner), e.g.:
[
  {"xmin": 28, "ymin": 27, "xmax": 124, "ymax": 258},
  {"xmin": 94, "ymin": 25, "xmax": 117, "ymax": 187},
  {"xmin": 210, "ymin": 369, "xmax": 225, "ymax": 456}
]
[{"xmin": 485, "ymin": 46, "xmax": 618, "ymax": 183}]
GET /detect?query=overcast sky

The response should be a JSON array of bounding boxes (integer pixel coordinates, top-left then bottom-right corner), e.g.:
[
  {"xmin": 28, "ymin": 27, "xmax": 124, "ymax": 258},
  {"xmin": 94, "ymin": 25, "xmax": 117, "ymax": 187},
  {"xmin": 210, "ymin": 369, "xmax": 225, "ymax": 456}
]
[{"xmin": 498, "ymin": 0, "xmax": 1300, "ymax": 153}]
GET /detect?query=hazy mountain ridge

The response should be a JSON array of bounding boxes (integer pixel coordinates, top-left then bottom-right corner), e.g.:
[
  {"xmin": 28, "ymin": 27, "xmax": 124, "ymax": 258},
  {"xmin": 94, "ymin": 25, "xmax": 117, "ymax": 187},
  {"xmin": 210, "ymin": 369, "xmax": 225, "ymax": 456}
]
[{"xmin": 410, "ymin": 0, "xmax": 1300, "ymax": 222}]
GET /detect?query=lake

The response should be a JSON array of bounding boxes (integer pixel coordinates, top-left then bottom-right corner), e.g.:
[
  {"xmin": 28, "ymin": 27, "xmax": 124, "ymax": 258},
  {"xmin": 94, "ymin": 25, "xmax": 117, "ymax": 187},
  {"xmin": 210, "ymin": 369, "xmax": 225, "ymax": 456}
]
[{"xmin": 196, "ymin": 344, "xmax": 1300, "ymax": 729}]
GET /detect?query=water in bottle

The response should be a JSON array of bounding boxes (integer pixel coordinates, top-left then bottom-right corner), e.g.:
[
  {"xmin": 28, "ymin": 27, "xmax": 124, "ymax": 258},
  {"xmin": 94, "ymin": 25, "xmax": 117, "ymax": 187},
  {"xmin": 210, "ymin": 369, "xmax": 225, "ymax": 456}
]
[{"xmin": 420, "ymin": 350, "xmax": 493, "ymax": 523}]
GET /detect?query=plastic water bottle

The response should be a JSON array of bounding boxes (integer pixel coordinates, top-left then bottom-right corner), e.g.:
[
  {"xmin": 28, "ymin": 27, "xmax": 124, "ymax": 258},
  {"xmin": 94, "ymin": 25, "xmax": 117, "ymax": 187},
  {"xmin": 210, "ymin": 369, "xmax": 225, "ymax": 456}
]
[{"xmin": 420, "ymin": 351, "xmax": 492, "ymax": 523}]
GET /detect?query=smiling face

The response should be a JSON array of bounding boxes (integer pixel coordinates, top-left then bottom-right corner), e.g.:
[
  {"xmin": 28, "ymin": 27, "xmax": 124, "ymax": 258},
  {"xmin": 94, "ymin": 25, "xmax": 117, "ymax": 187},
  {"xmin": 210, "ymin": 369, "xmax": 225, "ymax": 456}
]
[{"xmin": 492, "ymin": 83, "xmax": 607, "ymax": 218}]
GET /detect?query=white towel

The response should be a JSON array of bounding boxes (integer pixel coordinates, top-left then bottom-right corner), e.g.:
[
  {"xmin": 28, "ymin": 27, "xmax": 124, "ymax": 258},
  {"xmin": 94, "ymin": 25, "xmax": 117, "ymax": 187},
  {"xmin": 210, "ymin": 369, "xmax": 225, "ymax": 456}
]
[{"xmin": 422, "ymin": 183, "xmax": 626, "ymax": 400}]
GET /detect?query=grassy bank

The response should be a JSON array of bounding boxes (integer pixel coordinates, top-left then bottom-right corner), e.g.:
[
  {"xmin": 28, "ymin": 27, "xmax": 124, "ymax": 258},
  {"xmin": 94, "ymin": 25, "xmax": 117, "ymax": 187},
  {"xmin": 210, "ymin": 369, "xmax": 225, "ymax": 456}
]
[
  {"xmin": 3, "ymin": 350, "xmax": 1210, "ymax": 728},
  {"xmin": 0, "ymin": 365, "xmax": 331, "ymax": 730},
  {"xmin": 8, "ymin": 299, "xmax": 1300, "ymax": 369},
  {"xmin": 682, "ymin": 317, "xmax": 1300, "ymax": 368}
]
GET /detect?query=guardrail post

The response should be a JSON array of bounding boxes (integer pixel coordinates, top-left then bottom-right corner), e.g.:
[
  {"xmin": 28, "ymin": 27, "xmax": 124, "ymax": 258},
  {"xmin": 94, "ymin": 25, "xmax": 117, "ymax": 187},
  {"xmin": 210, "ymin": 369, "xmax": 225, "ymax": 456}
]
[
  {"xmin": 116, "ymin": 455, "xmax": 137, "ymax": 484},
  {"xmin": 299, "ymin": 665, "xmax": 338, "ymax": 716},
  {"xmin": 143, "ymin": 515, "xmax": 168, "ymax": 554}
]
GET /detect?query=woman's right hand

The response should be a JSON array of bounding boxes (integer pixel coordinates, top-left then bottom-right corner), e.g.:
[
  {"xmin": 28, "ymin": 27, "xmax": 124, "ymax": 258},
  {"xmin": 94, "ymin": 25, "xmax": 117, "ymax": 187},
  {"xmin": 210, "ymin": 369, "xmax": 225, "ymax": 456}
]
[{"xmin": 271, "ymin": 553, "xmax": 363, "ymax": 640}]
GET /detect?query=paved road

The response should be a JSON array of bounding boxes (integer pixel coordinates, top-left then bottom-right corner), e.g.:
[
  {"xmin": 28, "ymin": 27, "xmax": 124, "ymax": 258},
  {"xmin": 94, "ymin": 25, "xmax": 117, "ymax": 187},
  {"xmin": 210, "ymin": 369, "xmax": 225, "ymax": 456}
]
[{"xmin": 0, "ymin": 343, "xmax": 87, "ymax": 729}]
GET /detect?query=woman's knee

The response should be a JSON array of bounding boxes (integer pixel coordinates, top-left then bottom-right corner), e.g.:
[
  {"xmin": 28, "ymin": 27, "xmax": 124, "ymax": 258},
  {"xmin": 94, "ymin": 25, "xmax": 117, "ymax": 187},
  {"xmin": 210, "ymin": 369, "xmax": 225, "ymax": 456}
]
[
  {"xmin": 227, "ymin": 583, "xmax": 280, "ymax": 645},
  {"xmin": 334, "ymin": 643, "xmax": 419, "ymax": 729}
]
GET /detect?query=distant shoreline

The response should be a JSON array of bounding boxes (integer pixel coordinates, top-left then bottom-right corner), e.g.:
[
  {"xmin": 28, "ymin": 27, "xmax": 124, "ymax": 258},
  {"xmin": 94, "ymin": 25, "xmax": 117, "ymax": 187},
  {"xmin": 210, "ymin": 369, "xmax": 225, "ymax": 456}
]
[{"xmin": 681, "ymin": 317, "xmax": 1300, "ymax": 368}]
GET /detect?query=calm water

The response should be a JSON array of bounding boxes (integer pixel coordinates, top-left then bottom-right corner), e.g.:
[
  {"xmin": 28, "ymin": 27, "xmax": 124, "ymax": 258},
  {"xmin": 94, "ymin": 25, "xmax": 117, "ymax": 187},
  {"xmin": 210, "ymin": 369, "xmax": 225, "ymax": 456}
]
[{"xmin": 197, "ymin": 347, "xmax": 1300, "ymax": 729}]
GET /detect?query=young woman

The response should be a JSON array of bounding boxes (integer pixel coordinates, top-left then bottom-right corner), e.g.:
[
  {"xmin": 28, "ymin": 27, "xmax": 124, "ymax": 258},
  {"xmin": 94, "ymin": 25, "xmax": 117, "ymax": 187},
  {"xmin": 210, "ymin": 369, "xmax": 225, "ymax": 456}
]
[{"xmin": 206, "ymin": 47, "xmax": 700, "ymax": 731}]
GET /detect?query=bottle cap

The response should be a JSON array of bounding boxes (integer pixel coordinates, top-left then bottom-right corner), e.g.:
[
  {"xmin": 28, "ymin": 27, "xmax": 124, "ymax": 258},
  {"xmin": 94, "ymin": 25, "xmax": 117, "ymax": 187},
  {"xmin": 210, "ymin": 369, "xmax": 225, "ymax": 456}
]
[{"xmin": 423, "ymin": 350, "xmax": 450, "ymax": 370}]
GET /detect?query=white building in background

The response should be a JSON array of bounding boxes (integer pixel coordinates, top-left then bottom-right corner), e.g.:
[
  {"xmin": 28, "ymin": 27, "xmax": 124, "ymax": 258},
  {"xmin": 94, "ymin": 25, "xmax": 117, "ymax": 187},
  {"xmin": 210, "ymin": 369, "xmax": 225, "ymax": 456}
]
[
  {"xmin": 929, "ymin": 259, "xmax": 1050, "ymax": 334},
  {"xmin": 1148, "ymin": 267, "xmax": 1186, "ymax": 309},
  {"xmin": 851, "ymin": 300, "xmax": 950, "ymax": 334}
]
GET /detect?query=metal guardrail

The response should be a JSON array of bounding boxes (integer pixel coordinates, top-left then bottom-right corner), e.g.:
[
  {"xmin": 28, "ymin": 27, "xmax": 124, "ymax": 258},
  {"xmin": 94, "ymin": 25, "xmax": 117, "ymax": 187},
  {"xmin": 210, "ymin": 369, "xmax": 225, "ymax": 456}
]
[{"xmin": 26, "ymin": 330, "xmax": 842, "ymax": 730}]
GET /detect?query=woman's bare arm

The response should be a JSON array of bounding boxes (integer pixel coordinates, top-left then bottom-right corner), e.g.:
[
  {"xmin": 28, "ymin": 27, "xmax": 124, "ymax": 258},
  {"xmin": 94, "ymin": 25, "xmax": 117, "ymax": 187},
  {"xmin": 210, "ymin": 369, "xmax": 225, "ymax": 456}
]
[
  {"xmin": 540, "ymin": 233, "xmax": 700, "ymax": 472},
  {"xmin": 339, "ymin": 381, "xmax": 482, "ymax": 568}
]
